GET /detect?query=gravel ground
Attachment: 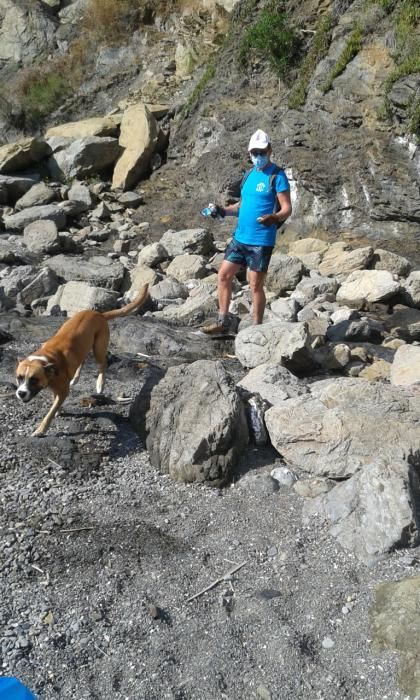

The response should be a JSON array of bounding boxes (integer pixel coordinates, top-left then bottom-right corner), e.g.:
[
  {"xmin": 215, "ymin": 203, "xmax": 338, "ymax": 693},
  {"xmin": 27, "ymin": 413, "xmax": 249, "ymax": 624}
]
[{"xmin": 0, "ymin": 322, "xmax": 418, "ymax": 700}]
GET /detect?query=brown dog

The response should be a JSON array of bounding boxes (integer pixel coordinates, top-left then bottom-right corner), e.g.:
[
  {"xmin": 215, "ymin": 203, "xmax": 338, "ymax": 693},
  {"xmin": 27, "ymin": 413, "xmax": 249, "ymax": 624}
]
[{"xmin": 16, "ymin": 284, "xmax": 149, "ymax": 436}]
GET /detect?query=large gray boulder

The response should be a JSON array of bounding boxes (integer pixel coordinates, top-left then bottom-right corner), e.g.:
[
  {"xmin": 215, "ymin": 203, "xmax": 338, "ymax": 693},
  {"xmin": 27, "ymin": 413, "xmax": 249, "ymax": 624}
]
[
  {"xmin": 160, "ymin": 228, "xmax": 215, "ymax": 257},
  {"xmin": 137, "ymin": 242, "xmax": 168, "ymax": 268},
  {"xmin": 44, "ymin": 254, "xmax": 125, "ymax": 290},
  {"xmin": 237, "ymin": 363, "xmax": 308, "ymax": 406},
  {"xmin": 18, "ymin": 268, "xmax": 59, "ymax": 307},
  {"xmin": 370, "ymin": 248, "xmax": 412, "ymax": 277},
  {"xmin": 337, "ymin": 270, "xmax": 400, "ymax": 306},
  {"xmin": 112, "ymin": 316, "xmax": 234, "ymax": 364},
  {"xmin": 153, "ymin": 288, "xmax": 218, "ymax": 326},
  {"xmin": 234, "ymin": 321, "xmax": 311, "ymax": 372},
  {"xmin": 265, "ymin": 254, "xmax": 306, "ymax": 295},
  {"xmin": 290, "ymin": 274, "xmax": 338, "ymax": 306},
  {"xmin": 302, "ymin": 458, "xmax": 420, "ymax": 565},
  {"xmin": 47, "ymin": 137, "xmax": 122, "ymax": 180},
  {"xmin": 46, "ymin": 282, "xmax": 120, "ymax": 315},
  {"xmin": 3, "ymin": 204, "xmax": 68, "ymax": 232},
  {"xmin": 142, "ymin": 360, "xmax": 248, "ymax": 485},
  {"xmin": 165, "ymin": 254, "xmax": 208, "ymax": 282},
  {"xmin": 265, "ymin": 378, "xmax": 420, "ymax": 479},
  {"xmin": 150, "ymin": 277, "xmax": 188, "ymax": 301},
  {"xmin": 23, "ymin": 220, "xmax": 61, "ymax": 255},
  {"xmin": 15, "ymin": 182, "xmax": 56, "ymax": 210},
  {"xmin": 319, "ymin": 244, "xmax": 373, "ymax": 279},
  {"xmin": 0, "ymin": 174, "xmax": 41, "ymax": 204}
]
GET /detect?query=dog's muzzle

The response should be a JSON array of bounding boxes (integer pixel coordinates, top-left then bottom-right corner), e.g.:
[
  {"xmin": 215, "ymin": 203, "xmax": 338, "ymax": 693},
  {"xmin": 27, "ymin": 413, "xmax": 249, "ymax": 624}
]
[{"xmin": 16, "ymin": 387, "xmax": 33, "ymax": 402}]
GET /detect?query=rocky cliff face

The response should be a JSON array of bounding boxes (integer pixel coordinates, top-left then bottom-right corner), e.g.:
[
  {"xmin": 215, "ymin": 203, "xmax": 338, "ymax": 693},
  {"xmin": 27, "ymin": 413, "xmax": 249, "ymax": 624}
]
[
  {"xmin": 0, "ymin": 0, "xmax": 419, "ymax": 251},
  {"xmin": 170, "ymin": 0, "xmax": 419, "ymax": 250}
]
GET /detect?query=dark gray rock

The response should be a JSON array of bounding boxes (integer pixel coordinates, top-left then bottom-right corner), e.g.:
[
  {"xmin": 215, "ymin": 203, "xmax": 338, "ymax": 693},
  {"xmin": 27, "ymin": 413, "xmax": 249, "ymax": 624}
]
[
  {"xmin": 0, "ymin": 174, "xmax": 41, "ymax": 205},
  {"xmin": 43, "ymin": 254, "xmax": 125, "ymax": 290},
  {"xmin": 326, "ymin": 317, "xmax": 384, "ymax": 343},
  {"xmin": 3, "ymin": 204, "xmax": 67, "ymax": 232},
  {"xmin": 144, "ymin": 360, "xmax": 248, "ymax": 485},
  {"xmin": 15, "ymin": 182, "xmax": 56, "ymax": 211},
  {"xmin": 110, "ymin": 316, "xmax": 234, "ymax": 365},
  {"xmin": 384, "ymin": 305, "xmax": 420, "ymax": 341}
]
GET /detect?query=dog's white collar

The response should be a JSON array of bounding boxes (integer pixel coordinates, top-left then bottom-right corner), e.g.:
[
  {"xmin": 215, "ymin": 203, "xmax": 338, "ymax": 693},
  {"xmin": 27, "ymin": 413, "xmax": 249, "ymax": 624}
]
[{"xmin": 28, "ymin": 355, "xmax": 50, "ymax": 364}]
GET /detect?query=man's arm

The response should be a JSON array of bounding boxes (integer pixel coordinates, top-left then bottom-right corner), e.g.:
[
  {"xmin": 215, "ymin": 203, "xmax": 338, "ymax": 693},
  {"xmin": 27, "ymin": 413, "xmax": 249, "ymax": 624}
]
[
  {"xmin": 259, "ymin": 190, "xmax": 292, "ymax": 227},
  {"xmin": 213, "ymin": 201, "xmax": 240, "ymax": 218}
]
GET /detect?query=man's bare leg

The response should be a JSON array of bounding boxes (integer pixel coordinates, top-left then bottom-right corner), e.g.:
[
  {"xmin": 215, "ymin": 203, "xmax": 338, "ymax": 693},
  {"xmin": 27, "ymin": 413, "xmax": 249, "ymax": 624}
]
[
  {"xmin": 218, "ymin": 260, "xmax": 241, "ymax": 317},
  {"xmin": 248, "ymin": 270, "xmax": 266, "ymax": 324}
]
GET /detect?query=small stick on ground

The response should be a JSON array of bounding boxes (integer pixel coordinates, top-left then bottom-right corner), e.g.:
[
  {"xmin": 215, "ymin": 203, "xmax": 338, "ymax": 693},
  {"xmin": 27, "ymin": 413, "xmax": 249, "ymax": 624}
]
[
  {"xmin": 30, "ymin": 564, "xmax": 45, "ymax": 574},
  {"xmin": 92, "ymin": 641, "xmax": 110, "ymax": 657},
  {"xmin": 186, "ymin": 560, "xmax": 248, "ymax": 603},
  {"xmin": 47, "ymin": 458, "xmax": 65, "ymax": 470}
]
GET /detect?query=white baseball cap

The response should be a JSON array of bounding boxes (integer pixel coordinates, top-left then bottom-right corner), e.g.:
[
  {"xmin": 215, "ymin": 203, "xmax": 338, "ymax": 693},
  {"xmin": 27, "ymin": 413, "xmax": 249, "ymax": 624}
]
[{"xmin": 248, "ymin": 129, "xmax": 270, "ymax": 151}]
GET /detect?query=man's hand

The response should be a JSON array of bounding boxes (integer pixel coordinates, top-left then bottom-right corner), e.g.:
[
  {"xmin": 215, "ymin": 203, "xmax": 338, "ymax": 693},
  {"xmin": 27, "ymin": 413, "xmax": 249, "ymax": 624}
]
[
  {"xmin": 258, "ymin": 214, "xmax": 279, "ymax": 227},
  {"xmin": 211, "ymin": 205, "xmax": 225, "ymax": 219}
]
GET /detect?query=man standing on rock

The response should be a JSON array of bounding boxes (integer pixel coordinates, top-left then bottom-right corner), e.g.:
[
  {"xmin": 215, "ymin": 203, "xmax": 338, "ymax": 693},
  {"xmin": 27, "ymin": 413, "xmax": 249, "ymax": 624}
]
[{"xmin": 202, "ymin": 129, "xmax": 292, "ymax": 335}]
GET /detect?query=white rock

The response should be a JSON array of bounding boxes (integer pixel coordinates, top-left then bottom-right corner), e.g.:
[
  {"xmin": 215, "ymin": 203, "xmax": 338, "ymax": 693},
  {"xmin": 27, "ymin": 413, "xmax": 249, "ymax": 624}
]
[
  {"xmin": 337, "ymin": 270, "xmax": 400, "ymax": 307},
  {"xmin": 390, "ymin": 344, "xmax": 420, "ymax": 386}
]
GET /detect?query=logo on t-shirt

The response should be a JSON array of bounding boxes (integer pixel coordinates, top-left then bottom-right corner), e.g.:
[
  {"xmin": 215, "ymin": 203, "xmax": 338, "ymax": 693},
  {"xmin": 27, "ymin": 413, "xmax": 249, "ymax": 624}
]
[{"xmin": 256, "ymin": 182, "xmax": 266, "ymax": 192}]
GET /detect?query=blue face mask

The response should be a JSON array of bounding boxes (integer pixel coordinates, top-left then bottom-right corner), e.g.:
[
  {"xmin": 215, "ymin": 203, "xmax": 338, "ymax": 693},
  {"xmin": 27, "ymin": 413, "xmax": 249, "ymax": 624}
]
[{"xmin": 251, "ymin": 154, "xmax": 270, "ymax": 169}]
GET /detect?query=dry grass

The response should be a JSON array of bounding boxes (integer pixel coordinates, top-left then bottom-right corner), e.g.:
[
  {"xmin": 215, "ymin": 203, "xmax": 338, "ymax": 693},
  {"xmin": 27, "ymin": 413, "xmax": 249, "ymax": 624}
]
[{"xmin": 84, "ymin": 0, "xmax": 143, "ymax": 42}]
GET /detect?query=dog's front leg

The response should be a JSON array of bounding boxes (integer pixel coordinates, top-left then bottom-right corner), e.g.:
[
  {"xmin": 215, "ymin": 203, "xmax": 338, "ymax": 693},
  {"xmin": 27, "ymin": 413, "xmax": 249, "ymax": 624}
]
[
  {"xmin": 70, "ymin": 364, "xmax": 83, "ymax": 388},
  {"xmin": 31, "ymin": 390, "xmax": 68, "ymax": 437}
]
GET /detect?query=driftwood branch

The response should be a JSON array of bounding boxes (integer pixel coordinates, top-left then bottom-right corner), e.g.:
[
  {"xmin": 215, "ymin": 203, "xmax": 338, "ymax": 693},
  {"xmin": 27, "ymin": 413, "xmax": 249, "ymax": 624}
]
[{"xmin": 186, "ymin": 560, "xmax": 248, "ymax": 603}]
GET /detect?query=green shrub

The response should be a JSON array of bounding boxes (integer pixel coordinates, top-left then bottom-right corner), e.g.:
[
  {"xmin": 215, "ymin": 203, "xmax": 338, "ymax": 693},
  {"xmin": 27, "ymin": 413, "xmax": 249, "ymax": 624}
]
[
  {"xmin": 409, "ymin": 97, "xmax": 420, "ymax": 137},
  {"xmin": 18, "ymin": 70, "xmax": 71, "ymax": 123},
  {"xmin": 369, "ymin": 0, "xmax": 395, "ymax": 13},
  {"xmin": 288, "ymin": 13, "xmax": 332, "ymax": 108},
  {"xmin": 321, "ymin": 26, "xmax": 363, "ymax": 93},
  {"xmin": 238, "ymin": 8, "xmax": 301, "ymax": 81},
  {"xmin": 380, "ymin": 0, "xmax": 420, "ymax": 135},
  {"xmin": 182, "ymin": 61, "xmax": 216, "ymax": 118}
]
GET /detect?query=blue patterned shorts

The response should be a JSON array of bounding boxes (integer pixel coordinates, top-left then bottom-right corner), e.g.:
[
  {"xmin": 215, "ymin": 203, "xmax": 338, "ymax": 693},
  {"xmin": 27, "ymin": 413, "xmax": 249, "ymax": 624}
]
[{"xmin": 224, "ymin": 239, "xmax": 274, "ymax": 273}]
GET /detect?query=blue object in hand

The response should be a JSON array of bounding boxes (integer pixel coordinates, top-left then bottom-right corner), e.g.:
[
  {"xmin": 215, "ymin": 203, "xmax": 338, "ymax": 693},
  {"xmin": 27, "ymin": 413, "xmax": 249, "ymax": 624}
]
[
  {"xmin": 0, "ymin": 678, "xmax": 36, "ymax": 700},
  {"xmin": 201, "ymin": 203, "xmax": 225, "ymax": 220},
  {"xmin": 201, "ymin": 203, "xmax": 216, "ymax": 218}
]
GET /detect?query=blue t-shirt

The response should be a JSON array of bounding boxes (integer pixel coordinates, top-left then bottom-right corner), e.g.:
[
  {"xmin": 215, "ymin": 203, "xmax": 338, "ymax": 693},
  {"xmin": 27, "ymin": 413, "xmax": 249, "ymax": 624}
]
[{"xmin": 234, "ymin": 163, "xmax": 290, "ymax": 247}]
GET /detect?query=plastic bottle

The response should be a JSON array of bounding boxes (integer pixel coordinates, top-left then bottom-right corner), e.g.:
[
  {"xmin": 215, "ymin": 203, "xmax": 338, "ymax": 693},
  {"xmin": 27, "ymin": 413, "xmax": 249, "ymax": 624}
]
[{"xmin": 201, "ymin": 202, "xmax": 217, "ymax": 218}]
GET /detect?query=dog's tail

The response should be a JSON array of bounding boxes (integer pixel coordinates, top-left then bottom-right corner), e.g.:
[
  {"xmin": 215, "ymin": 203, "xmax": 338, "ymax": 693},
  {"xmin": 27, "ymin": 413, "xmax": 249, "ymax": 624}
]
[{"xmin": 102, "ymin": 284, "xmax": 149, "ymax": 320}]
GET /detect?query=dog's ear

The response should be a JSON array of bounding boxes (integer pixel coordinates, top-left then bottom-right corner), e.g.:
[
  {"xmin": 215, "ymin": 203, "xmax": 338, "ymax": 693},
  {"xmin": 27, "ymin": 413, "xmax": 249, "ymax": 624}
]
[
  {"xmin": 16, "ymin": 358, "xmax": 23, "ymax": 366},
  {"xmin": 44, "ymin": 363, "xmax": 57, "ymax": 378}
]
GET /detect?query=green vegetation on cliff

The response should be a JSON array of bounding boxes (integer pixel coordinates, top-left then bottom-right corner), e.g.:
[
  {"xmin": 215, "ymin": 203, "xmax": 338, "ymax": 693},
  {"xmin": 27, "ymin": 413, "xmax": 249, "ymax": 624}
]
[
  {"xmin": 321, "ymin": 26, "xmax": 363, "ymax": 94},
  {"xmin": 288, "ymin": 13, "xmax": 333, "ymax": 108},
  {"xmin": 238, "ymin": 6, "xmax": 301, "ymax": 81},
  {"xmin": 373, "ymin": 0, "xmax": 420, "ymax": 136}
]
